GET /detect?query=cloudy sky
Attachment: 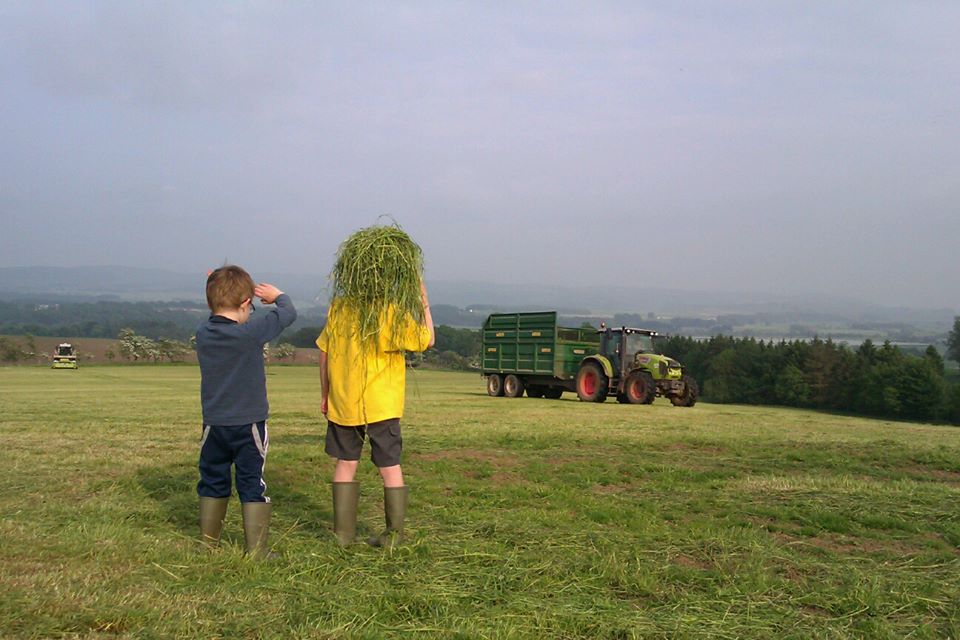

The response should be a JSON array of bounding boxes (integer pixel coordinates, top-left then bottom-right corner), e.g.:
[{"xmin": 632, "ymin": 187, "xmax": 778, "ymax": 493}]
[{"xmin": 1, "ymin": 1, "xmax": 957, "ymax": 308}]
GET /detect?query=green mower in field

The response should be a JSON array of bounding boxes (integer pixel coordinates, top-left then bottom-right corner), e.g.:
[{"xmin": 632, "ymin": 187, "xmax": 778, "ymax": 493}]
[{"xmin": 51, "ymin": 343, "xmax": 78, "ymax": 369}]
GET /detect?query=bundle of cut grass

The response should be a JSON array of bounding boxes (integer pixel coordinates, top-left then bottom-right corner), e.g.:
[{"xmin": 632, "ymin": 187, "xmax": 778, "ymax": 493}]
[{"xmin": 329, "ymin": 223, "xmax": 425, "ymax": 350}]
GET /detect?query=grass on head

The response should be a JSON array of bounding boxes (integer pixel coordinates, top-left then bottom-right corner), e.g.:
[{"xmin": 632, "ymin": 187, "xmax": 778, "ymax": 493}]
[{"xmin": 329, "ymin": 223, "xmax": 425, "ymax": 350}]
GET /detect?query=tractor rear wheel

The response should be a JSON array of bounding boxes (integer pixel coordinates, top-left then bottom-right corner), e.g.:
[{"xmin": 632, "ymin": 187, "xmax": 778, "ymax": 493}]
[
  {"xmin": 526, "ymin": 385, "xmax": 545, "ymax": 398},
  {"xmin": 576, "ymin": 363, "xmax": 608, "ymax": 403},
  {"xmin": 624, "ymin": 371, "xmax": 657, "ymax": 404},
  {"xmin": 503, "ymin": 374, "xmax": 525, "ymax": 398},
  {"xmin": 544, "ymin": 388, "xmax": 564, "ymax": 399},
  {"xmin": 670, "ymin": 375, "xmax": 699, "ymax": 407},
  {"xmin": 487, "ymin": 374, "xmax": 504, "ymax": 397}
]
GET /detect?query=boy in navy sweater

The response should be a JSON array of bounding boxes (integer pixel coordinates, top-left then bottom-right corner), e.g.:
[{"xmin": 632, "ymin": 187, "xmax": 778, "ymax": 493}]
[{"xmin": 195, "ymin": 265, "xmax": 296, "ymax": 557}]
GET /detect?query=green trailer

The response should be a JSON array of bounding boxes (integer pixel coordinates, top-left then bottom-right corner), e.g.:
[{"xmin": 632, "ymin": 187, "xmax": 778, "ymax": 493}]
[
  {"xmin": 482, "ymin": 312, "xmax": 698, "ymax": 406},
  {"xmin": 482, "ymin": 312, "xmax": 598, "ymax": 399}
]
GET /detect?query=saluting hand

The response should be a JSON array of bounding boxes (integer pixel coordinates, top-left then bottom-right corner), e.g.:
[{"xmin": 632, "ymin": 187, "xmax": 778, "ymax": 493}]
[{"xmin": 255, "ymin": 283, "xmax": 283, "ymax": 304}]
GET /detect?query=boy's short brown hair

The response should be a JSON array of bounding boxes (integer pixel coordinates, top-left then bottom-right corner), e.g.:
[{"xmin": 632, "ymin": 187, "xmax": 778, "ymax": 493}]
[{"xmin": 206, "ymin": 265, "xmax": 255, "ymax": 312}]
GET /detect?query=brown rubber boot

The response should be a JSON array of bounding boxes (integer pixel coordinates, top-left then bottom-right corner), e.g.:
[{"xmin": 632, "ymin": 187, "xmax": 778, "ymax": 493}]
[
  {"xmin": 199, "ymin": 497, "xmax": 229, "ymax": 547},
  {"xmin": 367, "ymin": 485, "xmax": 408, "ymax": 549},
  {"xmin": 241, "ymin": 501, "xmax": 272, "ymax": 559},
  {"xmin": 332, "ymin": 481, "xmax": 360, "ymax": 547}
]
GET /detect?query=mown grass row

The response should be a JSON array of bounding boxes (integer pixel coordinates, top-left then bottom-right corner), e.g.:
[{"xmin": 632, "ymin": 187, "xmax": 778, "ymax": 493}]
[{"xmin": 2, "ymin": 366, "xmax": 959, "ymax": 638}]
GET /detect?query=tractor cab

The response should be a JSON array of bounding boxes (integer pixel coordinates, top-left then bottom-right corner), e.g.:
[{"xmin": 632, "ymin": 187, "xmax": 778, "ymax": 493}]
[
  {"xmin": 52, "ymin": 343, "xmax": 78, "ymax": 369},
  {"xmin": 599, "ymin": 327, "xmax": 659, "ymax": 378}
]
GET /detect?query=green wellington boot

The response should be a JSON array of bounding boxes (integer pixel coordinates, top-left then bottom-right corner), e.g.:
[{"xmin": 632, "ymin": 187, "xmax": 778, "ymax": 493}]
[
  {"xmin": 367, "ymin": 485, "xmax": 408, "ymax": 548},
  {"xmin": 199, "ymin": 497, "xmax": 229, "ymax": 547},
  {"xmin": 332, "ymin": 481, "xmax": 360, "ymax": 547},
  {"xmin": 241, "ymin": 501, "xmax": 272, "ymax": 559}
]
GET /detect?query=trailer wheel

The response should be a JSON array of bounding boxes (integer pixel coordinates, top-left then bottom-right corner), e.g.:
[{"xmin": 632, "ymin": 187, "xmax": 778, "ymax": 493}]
[
  {"xmin": 503, "ymin": 374, "xmax": 525, "ymax": 398},
  {"xmin": 624, "ymin": 371, "xmax": 657, "ymax": 404},
  {"xmin": 669, "ymin": 375, "xmax": 699, "ymax": 407},
  {"xmin": 544, "ymin": 388, "xmax": 564, "ymax": 399},
  {"xmin": 487, "ymin": 374, "xmax": 504, "ymax": 397},
  {"xmin": 526, "ymin": 386, "xmax": 545, "ymax": 398},
  {"xmin": 576, "ymin": 363, "xmax": 608, "ymax": 402}
]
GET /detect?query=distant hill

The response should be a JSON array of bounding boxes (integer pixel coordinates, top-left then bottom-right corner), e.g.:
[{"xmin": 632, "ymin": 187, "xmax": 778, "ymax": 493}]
[
  {"xmin": 0, "ymin": 266, "xmax": 329, "ymax": 305},
  {"xmin": 0, "ymin": 265, "xmax": 955, "ymax": 326}
]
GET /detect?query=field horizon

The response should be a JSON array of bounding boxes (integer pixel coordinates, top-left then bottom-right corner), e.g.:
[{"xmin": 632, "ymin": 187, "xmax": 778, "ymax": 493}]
[{"xmin": 2, "ymin": 366, "xmax": 959, "ymax": 638}]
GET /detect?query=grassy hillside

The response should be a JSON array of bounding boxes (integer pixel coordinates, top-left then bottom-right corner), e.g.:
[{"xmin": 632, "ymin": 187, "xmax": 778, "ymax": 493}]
[{"xmin": 1, "ymin": 367, "xmax": 959, "ymax": 638}]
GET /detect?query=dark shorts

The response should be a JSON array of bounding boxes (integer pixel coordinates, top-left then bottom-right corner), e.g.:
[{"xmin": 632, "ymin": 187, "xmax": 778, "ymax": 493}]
[
  {"xmin": 325, "ymin": 418, "xmax": 402, "ymax": 468},
  {"xmin": 197, "ymin": 421, "xmax": 269, "ymax": 503}
]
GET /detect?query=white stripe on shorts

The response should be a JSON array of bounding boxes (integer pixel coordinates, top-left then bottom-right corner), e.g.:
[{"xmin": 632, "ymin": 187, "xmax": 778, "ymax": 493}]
[{"xmin": 252, "ymin": 423, "xmax": 270, "ymax": 502}]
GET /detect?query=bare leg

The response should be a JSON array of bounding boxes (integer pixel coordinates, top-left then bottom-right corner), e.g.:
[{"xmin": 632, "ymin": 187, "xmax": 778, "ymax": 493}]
[
  {"xmin": 378, "ymin": 464, "xmax": 404, "ymax": 488},
  {"xmin": 333, "ymin": 459, "xmax": 359, "ymax": 482}
]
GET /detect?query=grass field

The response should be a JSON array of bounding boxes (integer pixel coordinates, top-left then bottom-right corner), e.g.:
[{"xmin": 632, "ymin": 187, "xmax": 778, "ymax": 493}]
[{"xmin": 2, "ymin": 366, "xmax": 959, "ymax": 639}]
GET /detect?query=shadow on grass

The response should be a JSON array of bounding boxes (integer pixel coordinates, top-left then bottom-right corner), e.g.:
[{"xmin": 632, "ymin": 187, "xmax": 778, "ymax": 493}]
[
  {"xmin": 135, "ymin": 461, "xmax": 338, "ymax": 539},
  {"xmin": 136, "ymin": 464, "xmax": 196, "ymax": 535}
]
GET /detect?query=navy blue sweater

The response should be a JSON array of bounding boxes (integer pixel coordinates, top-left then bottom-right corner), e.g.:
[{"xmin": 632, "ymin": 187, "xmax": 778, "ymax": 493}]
[{"xmin": 196, "ymin": 293, "xmax": 297, "ymax": 425}]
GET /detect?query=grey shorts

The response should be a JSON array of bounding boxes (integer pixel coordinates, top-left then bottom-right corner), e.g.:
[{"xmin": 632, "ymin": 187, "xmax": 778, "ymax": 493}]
[{"xmin": 325, "ymin": 418, "xmax": 402, "ymax": 468}]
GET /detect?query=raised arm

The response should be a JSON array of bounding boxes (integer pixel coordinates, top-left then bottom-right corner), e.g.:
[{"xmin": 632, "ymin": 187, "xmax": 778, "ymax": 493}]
[
  {"xmin": 421, "ymin": 281, "xmax": 435, "ymax": 348},
  {"xmin": 249, "ymin": 283, "xmax": 297, "ymax": 344}
]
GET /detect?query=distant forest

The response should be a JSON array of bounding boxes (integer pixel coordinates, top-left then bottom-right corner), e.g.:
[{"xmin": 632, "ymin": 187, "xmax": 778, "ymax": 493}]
[
  {"xmin": 662, "ymin": 335, "xmax": 960, "ymax": 425},
  {"xmin": 0, "ymin": 300, "xmax": 209, "ymax": 339}
]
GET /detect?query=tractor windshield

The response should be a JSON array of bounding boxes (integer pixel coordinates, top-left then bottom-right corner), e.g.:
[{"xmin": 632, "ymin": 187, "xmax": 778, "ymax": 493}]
[{"xmin": 625, "ymin": 333, "xmax": 655, "ymax": 355}]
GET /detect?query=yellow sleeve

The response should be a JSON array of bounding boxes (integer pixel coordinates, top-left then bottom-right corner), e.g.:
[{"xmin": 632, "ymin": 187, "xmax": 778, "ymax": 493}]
[
  {"xmin": 316, "ymin": 327, "xmax": 328, "ymax": 351},
  {"xmin": 379, "ymin": 309, "xmax": 431, "ymax": 353},
  {"xmin": 398, "ymin": 318, "xmax": 432, "ymax": 353}
]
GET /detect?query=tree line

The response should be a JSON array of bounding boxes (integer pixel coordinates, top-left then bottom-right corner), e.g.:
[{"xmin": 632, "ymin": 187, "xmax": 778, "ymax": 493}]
[
  {"xmin": 0, "ymin": 300, "xmax": 206, "ymax": 339},
  {"xmin": 111, "ymin": 329, "xmax": 297, "ymax": 363},
  {"xmin": 660, "ymin": 334, "xmax": 959, "ymax": 424}
]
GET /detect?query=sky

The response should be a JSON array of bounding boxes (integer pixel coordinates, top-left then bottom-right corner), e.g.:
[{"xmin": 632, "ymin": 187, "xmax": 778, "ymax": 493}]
[{"xmin": 1, "ymin": 1, "xmax": 958, "ymax": 309}]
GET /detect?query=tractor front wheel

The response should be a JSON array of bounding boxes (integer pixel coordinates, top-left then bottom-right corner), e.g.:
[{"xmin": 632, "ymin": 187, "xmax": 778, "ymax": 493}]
[
  {"xmin": 526, "ymin": 385, "xmax": 545, "ymax": 398},
  {"xmin": 504, "ymin": 374, "xmax": 525, "ymax": 398},
  {"xmin": 624, "ymin": 371, "xmax": 657, "ymax": 404},
  {"xmin": 487, "ymin": 374, "xmax": 504, "ymax": 397},
  {"xmin": 670, "ymin": 375, "xmax": 699, "ymax": 407},
  {"xmin": 576, "ymin": 363, "xmax": 608, "ymax": 403},
  {"xmin": 544, "ymin": 388, "xmax": 564, "ymax": 399}
]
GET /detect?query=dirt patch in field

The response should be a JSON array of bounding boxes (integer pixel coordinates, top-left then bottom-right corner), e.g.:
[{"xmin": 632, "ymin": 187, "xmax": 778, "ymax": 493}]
[
  {"xmin": 489, "ymin": 471, "xmax": 525, "ymax": 486},
  {"xmin": 802, "ymin": 605, "xmax": 832, "ymax": 617},
  {"xmin": 922, "ymin": 532, "xmax": 960, "ymax": 555},
  {"xmin": 543, "ymin": 454, "xmax": 593, "ymax": 466},
  {"xmin": 592, "ymin": 483, "xmax": 635, "ymax": 495},
  {"xmin": 770, "ymin": 529, "xmax": 930, "ymax": 558},
  {"xmin": 658, "ymin": 442, "xmax": 725, "ymax": 455},
  {"xmin": 416, "ymin": 449, "xmax": 521, "ymax": 467},
  {"xmin": 900, "ymin": 465, "xmax": 960, "ymax": 485},
  {"xmin": 672, "ymin": 553, "xmax": 712, "ymax": 571},
  {"xmin": 417, "ymin": 449, "xmax": 528, "ymax": 486}
]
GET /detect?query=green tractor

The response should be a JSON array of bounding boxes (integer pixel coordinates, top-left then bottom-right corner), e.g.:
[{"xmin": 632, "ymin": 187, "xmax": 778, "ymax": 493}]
[
  {"xmin": 51, "ymin": 343, "xmax": 78, "ymax": 370},
  {"xmin": 575, "ymin": 327, "xmax": 698, "ymax": 406}
]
